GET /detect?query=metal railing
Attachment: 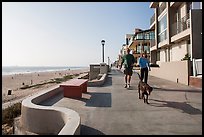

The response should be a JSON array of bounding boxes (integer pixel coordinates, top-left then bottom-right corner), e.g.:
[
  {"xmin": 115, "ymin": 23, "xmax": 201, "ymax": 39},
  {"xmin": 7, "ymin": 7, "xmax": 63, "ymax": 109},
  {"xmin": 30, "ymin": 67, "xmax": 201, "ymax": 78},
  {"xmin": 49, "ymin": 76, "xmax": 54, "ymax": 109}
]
[{"xmin": 171, "ymin": 13, "xmax": 190, "ymax": 36}]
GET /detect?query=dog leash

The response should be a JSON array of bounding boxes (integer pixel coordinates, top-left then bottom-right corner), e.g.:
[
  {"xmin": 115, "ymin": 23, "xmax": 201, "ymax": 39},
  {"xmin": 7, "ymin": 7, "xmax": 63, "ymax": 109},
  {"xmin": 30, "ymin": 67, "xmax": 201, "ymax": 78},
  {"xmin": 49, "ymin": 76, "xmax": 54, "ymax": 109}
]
[{"xmin": 135, "ymin": 71, "xmax": 142, "ymax": 81}]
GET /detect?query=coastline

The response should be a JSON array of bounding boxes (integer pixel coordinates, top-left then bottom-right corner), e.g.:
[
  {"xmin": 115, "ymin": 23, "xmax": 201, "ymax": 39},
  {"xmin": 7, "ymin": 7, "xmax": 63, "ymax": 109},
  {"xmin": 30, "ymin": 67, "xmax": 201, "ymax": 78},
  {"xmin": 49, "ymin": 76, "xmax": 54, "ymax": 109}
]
[{"xmin": 2, "ymin": 68, "xmax": 89, "ymax": 105}]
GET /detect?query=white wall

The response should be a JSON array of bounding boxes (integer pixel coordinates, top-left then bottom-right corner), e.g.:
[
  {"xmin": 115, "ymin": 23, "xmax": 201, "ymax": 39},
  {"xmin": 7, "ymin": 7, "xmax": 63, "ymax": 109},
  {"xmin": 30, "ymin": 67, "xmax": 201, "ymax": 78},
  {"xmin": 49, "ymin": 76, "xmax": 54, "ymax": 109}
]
[
  {"xmin": 171, "ymin": 41, "xmax": 187, "ymax": 61},
  {"xmin": 150, "ymin": 60, "xmax": 190, "ymax": 85},
  {"xmin": 160, "ymin": 49, "xmax": 166, "ymax": 62}
]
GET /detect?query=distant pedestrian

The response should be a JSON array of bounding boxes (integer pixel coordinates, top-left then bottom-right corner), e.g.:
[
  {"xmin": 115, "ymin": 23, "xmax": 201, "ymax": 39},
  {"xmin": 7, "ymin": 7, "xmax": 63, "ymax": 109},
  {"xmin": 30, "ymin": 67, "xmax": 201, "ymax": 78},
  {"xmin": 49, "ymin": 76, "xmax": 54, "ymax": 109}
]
[
  {"xmin": 120, "ymin": 48, "xmax": 135, "ymax": 88},
  {"xmin": 138, "ymin": 53, "xmax": 151, "ymax": 84}
]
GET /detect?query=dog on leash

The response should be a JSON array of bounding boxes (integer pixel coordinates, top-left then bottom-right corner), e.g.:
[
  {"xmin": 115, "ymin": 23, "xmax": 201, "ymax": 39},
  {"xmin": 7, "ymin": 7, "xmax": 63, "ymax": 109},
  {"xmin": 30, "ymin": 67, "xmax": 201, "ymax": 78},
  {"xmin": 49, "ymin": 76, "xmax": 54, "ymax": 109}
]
[{"xmin": 136, "ymin": 72, "xmax": 153, "ymax": 104}]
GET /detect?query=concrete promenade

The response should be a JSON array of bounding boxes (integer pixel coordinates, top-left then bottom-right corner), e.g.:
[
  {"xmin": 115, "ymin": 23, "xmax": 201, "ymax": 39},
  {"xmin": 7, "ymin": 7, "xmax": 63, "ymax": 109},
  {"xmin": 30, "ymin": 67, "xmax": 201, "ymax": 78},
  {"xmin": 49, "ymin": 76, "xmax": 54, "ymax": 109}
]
[{"xmin": 42, "ymin": 68, "xmax": 202, "ymax": 135}]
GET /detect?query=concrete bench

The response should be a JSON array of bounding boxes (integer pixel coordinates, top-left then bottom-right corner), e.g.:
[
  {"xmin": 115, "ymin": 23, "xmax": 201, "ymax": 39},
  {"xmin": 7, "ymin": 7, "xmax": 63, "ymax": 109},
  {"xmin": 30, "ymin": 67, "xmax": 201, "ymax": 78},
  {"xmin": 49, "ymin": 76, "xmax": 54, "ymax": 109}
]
[
  {"xmin": 60, "ymin": 79, "xmax": 88, "ymax": 98},
  {"xmin": 19, "ymin": 85, "xmax": 80, "ymax": 135}
]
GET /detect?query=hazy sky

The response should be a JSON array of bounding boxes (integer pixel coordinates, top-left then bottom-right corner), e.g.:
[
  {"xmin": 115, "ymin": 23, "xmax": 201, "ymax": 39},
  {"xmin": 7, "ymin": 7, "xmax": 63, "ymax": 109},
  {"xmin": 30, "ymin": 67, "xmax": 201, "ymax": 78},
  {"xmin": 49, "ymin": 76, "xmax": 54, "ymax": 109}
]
[{"xmin": 2, "ymin": 2, "xmax": 153, "ymax": 67}]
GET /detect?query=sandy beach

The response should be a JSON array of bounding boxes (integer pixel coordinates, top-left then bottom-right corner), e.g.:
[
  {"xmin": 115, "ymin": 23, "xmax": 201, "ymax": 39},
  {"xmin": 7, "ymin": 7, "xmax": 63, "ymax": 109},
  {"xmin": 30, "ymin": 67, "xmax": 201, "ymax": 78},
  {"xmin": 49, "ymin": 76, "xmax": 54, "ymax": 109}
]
[{"xmin": 2, "ymin": 68, "xmax": 89, "ymax": 104}]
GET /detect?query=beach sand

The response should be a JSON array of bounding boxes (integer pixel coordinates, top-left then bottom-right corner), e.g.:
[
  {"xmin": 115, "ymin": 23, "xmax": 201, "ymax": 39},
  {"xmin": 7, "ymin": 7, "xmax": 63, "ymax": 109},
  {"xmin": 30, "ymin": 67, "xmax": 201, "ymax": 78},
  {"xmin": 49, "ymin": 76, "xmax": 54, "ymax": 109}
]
[{"xmin": 2, "ymin": 68, "xmax": 89, "ymax": 104}]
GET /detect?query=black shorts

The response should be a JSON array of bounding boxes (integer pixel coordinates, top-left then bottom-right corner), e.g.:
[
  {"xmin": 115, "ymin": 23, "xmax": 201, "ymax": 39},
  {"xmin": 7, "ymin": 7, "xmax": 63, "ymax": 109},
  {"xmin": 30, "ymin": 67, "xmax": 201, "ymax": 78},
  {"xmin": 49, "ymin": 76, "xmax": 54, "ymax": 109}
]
[{"xmin": 124, "ymin": 67, "xmax": 133, "ymax": 76}]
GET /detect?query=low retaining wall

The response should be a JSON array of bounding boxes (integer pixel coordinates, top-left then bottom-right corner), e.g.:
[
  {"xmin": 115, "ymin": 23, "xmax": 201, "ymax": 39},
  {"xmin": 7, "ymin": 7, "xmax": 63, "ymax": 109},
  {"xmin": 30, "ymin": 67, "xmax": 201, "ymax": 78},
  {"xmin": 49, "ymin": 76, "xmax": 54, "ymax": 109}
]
[
  {"xmin": 149, "ymin": 60, "xmax": 191, "ymax": 85},
  {"xmin": 19, "ymin": 85, "xmax": 81, "ymax": 135}
]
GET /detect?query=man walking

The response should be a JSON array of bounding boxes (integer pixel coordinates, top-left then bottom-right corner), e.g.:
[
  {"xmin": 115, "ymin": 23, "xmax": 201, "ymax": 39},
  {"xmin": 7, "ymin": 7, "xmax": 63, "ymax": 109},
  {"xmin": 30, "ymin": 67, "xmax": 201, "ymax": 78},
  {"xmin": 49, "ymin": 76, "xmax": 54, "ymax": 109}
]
[{"xmin": 120, "ymin": 48, "xmax": 135, "ymax": 88}]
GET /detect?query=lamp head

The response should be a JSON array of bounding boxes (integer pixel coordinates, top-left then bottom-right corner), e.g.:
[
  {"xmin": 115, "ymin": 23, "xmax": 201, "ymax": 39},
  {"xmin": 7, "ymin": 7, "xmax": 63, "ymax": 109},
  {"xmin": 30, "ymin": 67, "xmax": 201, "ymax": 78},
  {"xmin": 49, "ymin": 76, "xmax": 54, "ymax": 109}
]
[{"xmin": 101, "ymin": 40, "xmax": 105, "ymax": 45}]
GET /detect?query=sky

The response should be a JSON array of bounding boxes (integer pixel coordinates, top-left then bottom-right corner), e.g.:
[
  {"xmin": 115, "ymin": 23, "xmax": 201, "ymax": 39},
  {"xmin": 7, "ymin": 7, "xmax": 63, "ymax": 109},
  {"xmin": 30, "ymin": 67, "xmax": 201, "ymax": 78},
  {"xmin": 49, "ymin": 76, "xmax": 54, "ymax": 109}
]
[{"xmin": 2, "ymin": 2, "xmax": 154, "ymax": 67}]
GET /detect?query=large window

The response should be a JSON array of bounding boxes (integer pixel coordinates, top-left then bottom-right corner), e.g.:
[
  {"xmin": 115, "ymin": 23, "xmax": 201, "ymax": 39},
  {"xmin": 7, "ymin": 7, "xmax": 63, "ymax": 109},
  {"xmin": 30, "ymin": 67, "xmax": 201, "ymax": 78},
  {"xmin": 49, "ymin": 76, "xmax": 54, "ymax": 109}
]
[
  {"xmin": 136, "ymin": 45, "xmax": 141, "ymax": 54},
  {"xmin": 143, "ymin": 44, "xmax": 150, "ymax": 54},
  {"xmin": 158, "ymin": 14, "xmax": 167, "ymax": 42},
  {"xmin": 136, "ymin": 33, "xmax": 143, "ymax": 39},
  {"xmin": 144, "ymin": 33, "xmax": 149, "ymax": 39},
  {"xmin": 149, "ymin": 31, "xmax": 155, "ymax": 40}
]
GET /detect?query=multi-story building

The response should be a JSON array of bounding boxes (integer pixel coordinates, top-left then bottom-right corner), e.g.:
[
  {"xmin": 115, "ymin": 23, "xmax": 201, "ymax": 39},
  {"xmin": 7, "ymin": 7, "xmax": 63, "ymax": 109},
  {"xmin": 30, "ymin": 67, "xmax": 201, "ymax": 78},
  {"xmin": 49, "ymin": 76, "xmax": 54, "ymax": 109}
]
[
  {"xmin": 149, "ymin": 2, "xmax": 202, "ymax": 87},
  {"xmin": 128, "ymin": 28, "xmax": 155, "ymax": 64}
]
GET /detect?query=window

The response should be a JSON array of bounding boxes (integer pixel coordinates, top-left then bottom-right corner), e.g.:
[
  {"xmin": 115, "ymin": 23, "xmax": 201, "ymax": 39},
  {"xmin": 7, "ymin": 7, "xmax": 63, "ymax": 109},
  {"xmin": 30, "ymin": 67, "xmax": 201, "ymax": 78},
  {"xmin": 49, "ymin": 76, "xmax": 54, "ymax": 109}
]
[
  {"xmin": 136, "ymin": 45, "xmax": 141, "ymax": 53},
  {"xmin": 143, "ymin": 44, "xmax": 150, "ymax": 54},
  {"xmin": 149, "ymin": 31, "xmax": 155, "ymax": 40},
  {"xmin": 136, "ymin": 33, "xmax": 143, "ymax": 39},
  {"xmin": 158, "ymin": 14, "xmax": 167, "ymax": 34},
  {"xmin": 158, "ymin": 14, "xmax": 167, "ymax": 42},
  {"xmin": 145, "ymin": 33, "xmax": 149, "ymax": 39}
]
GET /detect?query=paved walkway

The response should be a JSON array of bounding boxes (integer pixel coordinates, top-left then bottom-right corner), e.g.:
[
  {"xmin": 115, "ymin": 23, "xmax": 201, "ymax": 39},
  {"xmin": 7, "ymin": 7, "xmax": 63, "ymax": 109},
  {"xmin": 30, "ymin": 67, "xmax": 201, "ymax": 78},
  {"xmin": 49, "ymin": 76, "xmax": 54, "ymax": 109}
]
[{"xmin": 42, "ymin": 68, "xmax": 202, "ymax": 135}]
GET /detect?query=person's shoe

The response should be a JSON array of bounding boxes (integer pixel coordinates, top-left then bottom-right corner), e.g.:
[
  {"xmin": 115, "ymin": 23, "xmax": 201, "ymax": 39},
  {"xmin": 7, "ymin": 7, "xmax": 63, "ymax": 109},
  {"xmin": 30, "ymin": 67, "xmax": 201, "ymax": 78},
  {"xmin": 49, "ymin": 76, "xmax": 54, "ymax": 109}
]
[
  {"xmin": 127, "ymin": 84, "xmax": 130, "ymax": 89},
  {"xmin": 124, "ymin": 84, "xmax": 127, "ymax": 88}
]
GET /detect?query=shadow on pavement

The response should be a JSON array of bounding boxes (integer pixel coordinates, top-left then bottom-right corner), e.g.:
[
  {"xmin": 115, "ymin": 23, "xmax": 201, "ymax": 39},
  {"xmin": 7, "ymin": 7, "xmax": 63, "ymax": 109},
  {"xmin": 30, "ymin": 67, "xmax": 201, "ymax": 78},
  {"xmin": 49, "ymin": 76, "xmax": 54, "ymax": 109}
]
[
  {"xmin": 153, "ymin": 87, "xmax": 201, "ymax": 93},
  {"xmin": 84, "ymin": 92, "xmax": 112, "ymax": 107},
  {"xmin": 149, "ymin": 99, "xmax": 202, "ymax": 115},
  {"xmin": 80, "ymin": 125, "xmax": 105, "ymax": 135},
  {"xmin": 102, "ymin": 76, "xmax": 112, "ymax": 87}
]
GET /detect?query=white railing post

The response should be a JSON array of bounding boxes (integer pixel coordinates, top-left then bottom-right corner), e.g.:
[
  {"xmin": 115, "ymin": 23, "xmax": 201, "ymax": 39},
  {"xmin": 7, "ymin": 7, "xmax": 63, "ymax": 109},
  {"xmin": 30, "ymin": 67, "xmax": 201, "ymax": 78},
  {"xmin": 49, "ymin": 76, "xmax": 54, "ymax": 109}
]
[
  {"xmin": 193, "ymin": 58, "xmax": 202, "ymax": 77},
  {"xmin": 193, "ymin": 58, "xmax": 196, "ymax": 76}
]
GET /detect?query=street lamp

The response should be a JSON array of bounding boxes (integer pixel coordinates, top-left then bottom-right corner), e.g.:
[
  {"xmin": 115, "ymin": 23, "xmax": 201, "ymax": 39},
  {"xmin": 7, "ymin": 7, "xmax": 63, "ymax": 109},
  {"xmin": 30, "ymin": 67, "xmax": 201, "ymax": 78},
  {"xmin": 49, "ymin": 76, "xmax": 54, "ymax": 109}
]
[
  {"xmin": 101, "ymin": 39, "xmax": 105, "ymax": 63},
  {"xmin": 108, "ymin": 56, "xmax": 110, "ymax": 66}
]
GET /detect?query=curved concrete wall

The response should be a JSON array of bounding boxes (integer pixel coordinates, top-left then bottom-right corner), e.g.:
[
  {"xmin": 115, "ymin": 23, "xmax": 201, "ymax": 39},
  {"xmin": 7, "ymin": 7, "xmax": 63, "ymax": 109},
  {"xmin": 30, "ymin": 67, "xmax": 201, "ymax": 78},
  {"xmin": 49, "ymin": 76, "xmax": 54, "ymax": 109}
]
[
  {"xmin": 88, "ymin": 73, "xmax": 107, "ymax": 87},
  {"xmin": 20, "ymin": 85, "xmax": 81, "ymax": 135}
]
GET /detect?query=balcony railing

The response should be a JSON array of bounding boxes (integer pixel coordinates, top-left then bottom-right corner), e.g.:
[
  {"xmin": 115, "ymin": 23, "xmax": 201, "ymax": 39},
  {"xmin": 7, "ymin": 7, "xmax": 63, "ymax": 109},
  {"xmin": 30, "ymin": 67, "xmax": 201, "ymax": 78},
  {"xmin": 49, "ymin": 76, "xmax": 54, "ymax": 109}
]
[
  {"xmin": 171, "ymin": 13, "xmax": 190, "ymax": 36},
  {"xmin": 150, "ymin": 13, "xmax": 155, "ymax": 26},
  {"xmin": 158, "ymin": 2, "xmax": 166, "ymax": 16}
]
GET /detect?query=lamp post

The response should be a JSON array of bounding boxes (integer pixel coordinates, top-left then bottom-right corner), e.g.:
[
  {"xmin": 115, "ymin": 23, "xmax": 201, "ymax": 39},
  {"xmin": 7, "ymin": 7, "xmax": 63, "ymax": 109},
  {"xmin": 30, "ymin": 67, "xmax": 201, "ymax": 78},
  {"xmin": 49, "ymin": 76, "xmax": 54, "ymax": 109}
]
[
  {"xmin": 101, "ymin": 40, "xmax": 105, "ymax": 63},
  {"xmin": 108, "ymin": 56, "xmax": 110, "ymax": 66}
]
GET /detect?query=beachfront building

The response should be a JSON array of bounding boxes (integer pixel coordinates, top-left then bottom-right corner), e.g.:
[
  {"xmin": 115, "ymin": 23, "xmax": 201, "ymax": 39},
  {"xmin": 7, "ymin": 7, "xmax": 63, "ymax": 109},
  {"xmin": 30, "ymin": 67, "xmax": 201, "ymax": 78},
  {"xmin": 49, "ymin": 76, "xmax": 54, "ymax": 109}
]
[
  {"xmin": 127, "ymin": 28, "xmax": 155, "ymax": 65},
  {"xmin": 118, "ymin": 44, "xmax": 128, "ymax": 67},
  {"xmin": 149, "ymin": 2, "xmax": 202, "ymax": 87}
]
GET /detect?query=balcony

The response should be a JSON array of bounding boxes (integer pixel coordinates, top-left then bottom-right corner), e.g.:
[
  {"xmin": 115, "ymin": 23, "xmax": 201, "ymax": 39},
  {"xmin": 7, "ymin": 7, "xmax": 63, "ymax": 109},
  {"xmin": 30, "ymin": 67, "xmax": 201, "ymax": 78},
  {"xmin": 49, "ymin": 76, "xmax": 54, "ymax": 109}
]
[{"xmin": 171, "ymin": 13, "xmax": 190, "ymax": 36}]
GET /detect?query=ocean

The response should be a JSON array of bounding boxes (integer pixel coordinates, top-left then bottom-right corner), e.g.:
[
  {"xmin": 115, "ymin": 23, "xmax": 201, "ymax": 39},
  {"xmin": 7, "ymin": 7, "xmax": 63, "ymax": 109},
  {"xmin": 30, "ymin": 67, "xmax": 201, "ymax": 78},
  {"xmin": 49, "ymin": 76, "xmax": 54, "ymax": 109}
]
[{"xmin": 2, "ymin": 66, "xmax": 88, "ymax": 76}]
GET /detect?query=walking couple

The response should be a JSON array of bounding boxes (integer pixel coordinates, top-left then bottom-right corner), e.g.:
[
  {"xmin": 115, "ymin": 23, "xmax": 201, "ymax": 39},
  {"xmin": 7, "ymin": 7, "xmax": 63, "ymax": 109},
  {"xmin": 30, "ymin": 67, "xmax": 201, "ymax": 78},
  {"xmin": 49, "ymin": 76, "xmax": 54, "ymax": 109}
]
[{"xmin": 119, "ymin": 48, "xmax": 151, "ymax": 88}]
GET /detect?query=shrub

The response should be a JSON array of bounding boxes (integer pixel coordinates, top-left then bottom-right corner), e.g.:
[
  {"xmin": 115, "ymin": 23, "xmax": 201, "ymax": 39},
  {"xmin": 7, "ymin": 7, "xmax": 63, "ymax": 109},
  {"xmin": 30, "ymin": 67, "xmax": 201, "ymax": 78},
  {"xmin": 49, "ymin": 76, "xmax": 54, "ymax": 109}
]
[
  {"xmin": 2, "ymin": 102, "xmax": 21, "ymax": 126},
  {"xmin": 181, "ymin": 53, "xmax": 191, "ymax": 61}
]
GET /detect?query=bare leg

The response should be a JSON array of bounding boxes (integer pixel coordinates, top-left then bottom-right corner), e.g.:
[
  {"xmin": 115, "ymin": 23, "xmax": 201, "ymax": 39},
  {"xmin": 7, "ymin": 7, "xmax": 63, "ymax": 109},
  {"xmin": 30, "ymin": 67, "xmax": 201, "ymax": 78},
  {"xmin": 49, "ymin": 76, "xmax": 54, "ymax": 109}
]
[
  {"xmin": 125, "ymin": 75, "xmax": 127, "ymax": 84},
  {"xmin": 128, "ymin": 75, "xmax": 131, "ymax": 84}
]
